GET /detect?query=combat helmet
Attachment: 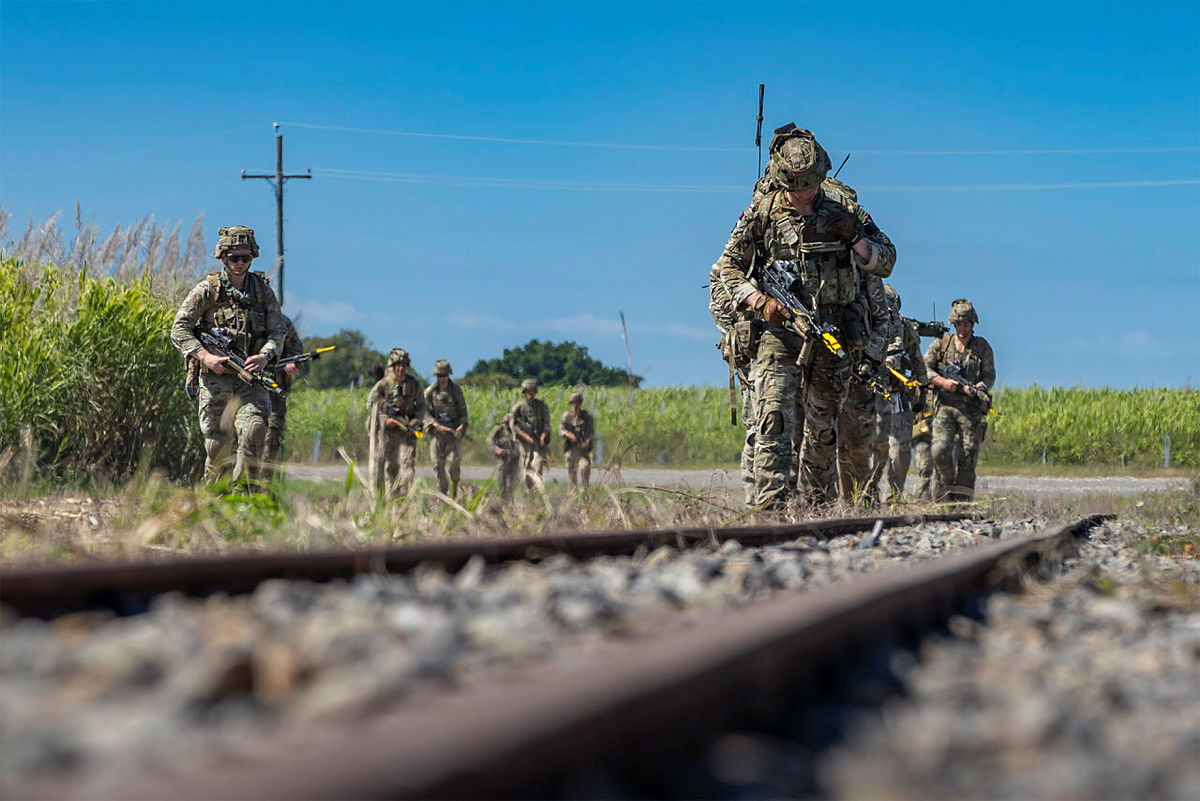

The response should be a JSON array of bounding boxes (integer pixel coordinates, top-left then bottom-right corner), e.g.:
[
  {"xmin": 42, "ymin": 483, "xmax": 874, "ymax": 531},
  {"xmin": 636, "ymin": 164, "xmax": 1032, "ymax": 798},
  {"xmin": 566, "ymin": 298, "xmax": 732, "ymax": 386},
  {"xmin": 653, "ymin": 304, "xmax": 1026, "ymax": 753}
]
[
  {"xmin": 433, "ymin": 359, "xmax": 452, "ymax": 376},
  {"xmin": 948, "ymin": 299, "xmax": 979, "ymax": 324},
  {"xmin": 213, "ymin": 226, "xmax": 260, "ymax": 259},
  {"xmin": 569, "ymin": 391, "xmax": 584, "ymax": 404},
  {"xmin": 883, "ymin": 283, "xmax": 901, "ymax": 312},
  {"xmin": 520, "ymin": 379, "xmax": 539, "ymax": 391},
  {"xmin": 387, "ymin": 348, "xmax": 411, "ymax": 367},
  {"xmin": 767, "ymin": 124, "xmax": 831, "ymax": 192}
]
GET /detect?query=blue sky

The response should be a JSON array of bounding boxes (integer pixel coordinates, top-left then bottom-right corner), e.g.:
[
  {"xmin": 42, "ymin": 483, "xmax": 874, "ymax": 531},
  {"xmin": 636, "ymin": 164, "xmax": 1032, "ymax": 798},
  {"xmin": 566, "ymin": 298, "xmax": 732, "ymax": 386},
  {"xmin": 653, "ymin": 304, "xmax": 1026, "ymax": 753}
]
[{"xmin": 3, "ymin": 0, "xmax": 1198, "ymax": 388}]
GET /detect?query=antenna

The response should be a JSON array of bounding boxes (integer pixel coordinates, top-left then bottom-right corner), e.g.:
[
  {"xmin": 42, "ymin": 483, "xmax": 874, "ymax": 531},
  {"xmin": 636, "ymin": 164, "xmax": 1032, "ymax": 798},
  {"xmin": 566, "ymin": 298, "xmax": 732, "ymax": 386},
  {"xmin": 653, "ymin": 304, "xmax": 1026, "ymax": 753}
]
[
  {"xmin": 832, "ymin": 153, "xmax": 851, "ymax": 181},
  {"xmin": 755, "ymin": 84, "xmax": 765, "ymax": 176}
]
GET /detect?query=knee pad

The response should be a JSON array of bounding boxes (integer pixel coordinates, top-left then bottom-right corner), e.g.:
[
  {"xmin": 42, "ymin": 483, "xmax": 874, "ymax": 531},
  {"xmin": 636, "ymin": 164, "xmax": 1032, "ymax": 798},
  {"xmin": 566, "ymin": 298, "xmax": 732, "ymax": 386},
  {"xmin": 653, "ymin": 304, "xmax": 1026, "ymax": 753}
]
[{"xmin": 760, "ymin": 410, "xmax": 785, "ymax": 437}]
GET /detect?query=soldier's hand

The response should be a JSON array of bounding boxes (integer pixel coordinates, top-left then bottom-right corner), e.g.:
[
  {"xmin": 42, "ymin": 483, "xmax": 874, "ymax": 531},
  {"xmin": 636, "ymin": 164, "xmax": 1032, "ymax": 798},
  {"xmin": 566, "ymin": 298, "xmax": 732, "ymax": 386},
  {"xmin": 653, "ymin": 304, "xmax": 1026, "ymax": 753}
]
[
  {"xmin": 244, "ymin": 353, "xmax": 269, "ymax": 373},
  {"xmin": 563, "ymin": 430, "xmax": 577, "ymax": 443},
  {"xmin": 747, "ymin": 291, "xmax": 788, "ymax": 326},
  {"xmin": 821, "ymin": 207, "xmax": 862, "ymax": 244},
  {"xmin": 201, "ymin": 351, "xmax": 230, "ymax": 374},
  {"xmin": 284, "ymin": 362, "xmax": 302, "ymax": 376},
  {"xmin": 384, "ymin": 418, "xmax": 401, "ymax": 429}
]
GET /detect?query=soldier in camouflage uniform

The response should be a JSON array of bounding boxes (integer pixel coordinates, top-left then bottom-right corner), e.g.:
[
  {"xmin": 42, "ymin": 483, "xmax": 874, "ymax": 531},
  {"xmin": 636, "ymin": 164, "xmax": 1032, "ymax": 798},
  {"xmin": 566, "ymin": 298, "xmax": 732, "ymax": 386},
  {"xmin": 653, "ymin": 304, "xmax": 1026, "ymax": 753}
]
[
  {"xmin": 560, "ymin": 391, "xmax": 595, "ymax": 491},
  {"xmin": 366, "ymin": 348, "xmax": 427, "ymax": 500},
  {"xmin": 261, "ymin": 314, "xmax": 304, "ymax": 471},
  {"xmin": 508, "ymin": 379, "xmax": 550, "ymax": 493},
  {"xmin": 716, "ymin": 125, "xmax": 896, "ymax": 510},
  {"xmin": 910, "ymin": 386, "xmax": 937, "ymax": 500},
  {"xmin": 925, "ymin": 299, "xmax": 995, "ymax": 501},
  {"xmin": 869, "ymin": 284, "xmax": 929, "ymax": 498},
  {"xmin": 171, "ymin": 226, "xmax": 285, "ymax": 484},
  {"xmin": 489, "ymin": 413, "xmax": 520, "ymax": 502},
  {"xmin": 708, "ymin": 261, "xmax": 758, "ymax": 505},
  {"xmin": 424, "ymin": 360, "xmax": 469, "ymax": 499}
]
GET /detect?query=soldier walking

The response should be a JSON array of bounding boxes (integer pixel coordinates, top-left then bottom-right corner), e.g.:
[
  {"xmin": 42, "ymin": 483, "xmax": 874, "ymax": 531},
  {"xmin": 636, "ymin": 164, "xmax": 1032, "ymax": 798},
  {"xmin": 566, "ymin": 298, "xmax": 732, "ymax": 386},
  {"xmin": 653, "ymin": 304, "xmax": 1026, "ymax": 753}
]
[
  {"xmin": 714, "ymin": 125, "xmax": 896, "ymax": 510},
  {"xmin": 559, "ymin": 391, "xmax": 595, "ymax": 490},
  {"xmin": 872, "ymin": 284, "xmax": 929, "ymax": 499},
  {"xmin": 489, "ymin": 413, "xmax": 520, "ymax": 502},
  {"xmin": 925, "ymin": 299, "xmax": 995, "ymax": 501},
  {"xmin": 425, "ymin": 360, "xmax": 469, "ymax": 499},
  {"xmin": 171, "ymin": 225, "xmax": 285, "ymax": 484},
  {"xmin": 366, "ymin": 348, "xmax": 427, "ymax": 500},
  {"xmin": 508, "ymin": 379, "xmax": 550, "ymax": 493},
  {"xmin": 261, "ymin": 313, "xmax": 304, "ymax": 471}
]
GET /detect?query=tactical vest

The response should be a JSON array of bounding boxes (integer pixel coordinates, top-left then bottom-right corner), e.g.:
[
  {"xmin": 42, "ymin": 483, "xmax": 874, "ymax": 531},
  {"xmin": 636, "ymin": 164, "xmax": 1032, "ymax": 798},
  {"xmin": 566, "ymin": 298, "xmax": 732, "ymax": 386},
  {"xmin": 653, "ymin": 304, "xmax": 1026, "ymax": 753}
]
[
  {"xmin": 426, "ymin": 382, "xmax": 464, "ymax": 426},
  {"xmin": 203, "ymin": 271, "xmax": 273, "ymax": 356},
  {"xmin": 385, "ymin": 375, "xmax": 424, "ymax": 418},
  {"xmin": 758, "ymin": 192, "xmax": 859, "ymax": 317}
]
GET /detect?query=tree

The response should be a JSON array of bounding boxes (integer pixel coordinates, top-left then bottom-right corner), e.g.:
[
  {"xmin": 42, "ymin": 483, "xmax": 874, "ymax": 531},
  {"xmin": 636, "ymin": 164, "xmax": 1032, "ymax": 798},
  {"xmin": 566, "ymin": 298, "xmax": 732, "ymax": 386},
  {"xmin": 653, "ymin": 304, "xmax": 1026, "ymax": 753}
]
[
  {"xmin": 298, "ymin": 329, "xmax": 386, "ymax": 389},
  {"xmin": 463, "ymin": 339, "xmax": 641, "ymax": 387}
]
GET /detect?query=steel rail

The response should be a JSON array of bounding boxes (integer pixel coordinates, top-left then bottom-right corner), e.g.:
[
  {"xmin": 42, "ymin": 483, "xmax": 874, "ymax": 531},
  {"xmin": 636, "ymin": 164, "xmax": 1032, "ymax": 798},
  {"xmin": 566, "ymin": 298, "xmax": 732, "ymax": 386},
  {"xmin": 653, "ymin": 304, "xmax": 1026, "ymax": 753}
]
[
  {"xmin": 0, "ymin": 513, "xmax": 968, "ymax": 619},
  {"xmin": 97, "ymin": 514, "xmax": 1110, "ymax": 801}
]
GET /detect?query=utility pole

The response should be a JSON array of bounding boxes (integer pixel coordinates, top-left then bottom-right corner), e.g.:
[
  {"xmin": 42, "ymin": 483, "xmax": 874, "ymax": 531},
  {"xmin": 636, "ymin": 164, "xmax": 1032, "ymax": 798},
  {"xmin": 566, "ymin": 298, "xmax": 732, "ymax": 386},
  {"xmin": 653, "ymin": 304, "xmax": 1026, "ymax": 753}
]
[{"xmin": 242, "ymin": 122, "xmax": 311, "ymax": 308}]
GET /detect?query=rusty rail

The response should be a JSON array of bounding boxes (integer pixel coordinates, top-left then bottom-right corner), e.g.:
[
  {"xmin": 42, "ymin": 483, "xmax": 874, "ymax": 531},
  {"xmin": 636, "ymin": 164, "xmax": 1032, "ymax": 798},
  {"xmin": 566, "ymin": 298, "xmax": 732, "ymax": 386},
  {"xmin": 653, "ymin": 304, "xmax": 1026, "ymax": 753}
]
[
  {"xmin": 96, "ymin": 514, "xmax": 1110, "ymax": 800},
  {"xmin": 0, "ymin": 513, "xmax": 968, "ymax": 619}
]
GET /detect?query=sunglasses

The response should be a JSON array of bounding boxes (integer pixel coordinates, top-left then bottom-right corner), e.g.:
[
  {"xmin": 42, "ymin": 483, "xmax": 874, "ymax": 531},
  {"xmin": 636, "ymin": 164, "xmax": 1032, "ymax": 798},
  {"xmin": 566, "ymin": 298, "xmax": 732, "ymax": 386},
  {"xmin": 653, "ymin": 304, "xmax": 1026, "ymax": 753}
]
[{"xmin": 226, "ymin": 254, "xmax": 253, "ymax": 264}]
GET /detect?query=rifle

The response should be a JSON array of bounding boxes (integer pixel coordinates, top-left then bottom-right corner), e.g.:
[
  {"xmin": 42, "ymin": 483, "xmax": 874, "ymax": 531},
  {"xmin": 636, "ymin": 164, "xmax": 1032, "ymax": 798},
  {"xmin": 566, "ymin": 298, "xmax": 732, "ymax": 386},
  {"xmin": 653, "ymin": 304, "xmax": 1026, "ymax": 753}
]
[
  {"xmin": 196, "ymin": 328, "xmax": 282, "ymax": 395},
  {"xmin": 384, "ymin": 403, "xmax": 425, "ymax": 439},
  {"xmin": 278, "ymin": 346, "xmax": 336, "ymax": 368},
  {"xmin": 432, "ymin": 411, "xmax": 463, "ymax": 438},
  {"xmin": 514, "ymin": 418, "xmax": 551, "ymax": 460},
  {"xmin": 853, "ymin": 359, "xmax": 892, "ymax": 400},
  {"xmin": 759, "ymin": 260, "xmax": 847, "ymax": 360},
  {"xmin": 884, "ymin": 363, "xmax": 919, "ymax": 389},
  {"xmin": 939, "ymin": 363, "xmax": 997, "ymax": 414},
  {"xmin": 903, "ymin": 317, "xmax": 948, "ymax": 338}
]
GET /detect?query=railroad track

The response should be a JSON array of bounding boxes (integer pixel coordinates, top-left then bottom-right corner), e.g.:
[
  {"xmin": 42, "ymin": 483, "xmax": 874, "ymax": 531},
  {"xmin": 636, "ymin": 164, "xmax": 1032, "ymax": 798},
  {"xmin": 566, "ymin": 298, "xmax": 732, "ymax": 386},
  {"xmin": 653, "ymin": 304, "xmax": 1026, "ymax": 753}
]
[
  {"xmin": 7, "ymin": 513, "xmax": 1112, "ymax": 800},
  {"xmin": 0, "ymin": 512, "xmax": 968, "ymax": 619}
]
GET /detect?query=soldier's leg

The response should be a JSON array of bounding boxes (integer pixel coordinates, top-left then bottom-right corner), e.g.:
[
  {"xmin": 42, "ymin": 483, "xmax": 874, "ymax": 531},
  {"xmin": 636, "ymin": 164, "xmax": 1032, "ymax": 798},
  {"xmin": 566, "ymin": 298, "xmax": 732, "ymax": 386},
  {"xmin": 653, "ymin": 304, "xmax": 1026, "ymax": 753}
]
[
  {"xmin": 230, "ymin": 383, "xmax": 269, "ymax": 483},
  {"xmin": 196, "ymin": 378, "xmax": 234, "ymax": 483},
  {"xmin": 262, "ymin": 393, "xmax": 287, "ymax": 469},
  {"xmin": 931, "ymin": 406, "xmax": 964, "ymax": 502},
  {"xmin": 383, "ymin": 430, "xmax": 401, "ymax": 497},
  {"xmin": 431, "ymin": 434, "xmax": 449, "ymax": 495},
  {"xmin": 912, "ymin": 433, "xmax": 933, "ymax": 500},
  {"xmin": 836, "ymin": 382, "xmax": 873, "ymax": 502},
  {"xmin": 446, "ymin": 437, "xmax": 461, "ymax": 499},
  {"xmin": 578, "ymin": 451, "xmax": 591, "ymax": 489},
  {"xmin": 887, "ymin": 408, "xmax": 914, "ymax": 497},
  {"xmin": 740, "ymin": 376, "xmax": 757, "ymax": 506},
  {"xmin": 499, "ymin": 457, "xmax": 517, "ymax": 500},
  {"xmin": 751, "ymin": 343, "xmax": 798, "ymax": 510},
  {"xmin": 565, "ymin": 448, "xmax": 579, "ymax": 490},
  {"xmin": 954, "ymin": 413, "xmax": 985, "ymax": 501},
  {"xmin": 799, "ymin": 349, "xmax": 851, "ymax": 506},
  {"xmin": 396, "ymin": 437, "xmax": 416, "ymax": 498}
]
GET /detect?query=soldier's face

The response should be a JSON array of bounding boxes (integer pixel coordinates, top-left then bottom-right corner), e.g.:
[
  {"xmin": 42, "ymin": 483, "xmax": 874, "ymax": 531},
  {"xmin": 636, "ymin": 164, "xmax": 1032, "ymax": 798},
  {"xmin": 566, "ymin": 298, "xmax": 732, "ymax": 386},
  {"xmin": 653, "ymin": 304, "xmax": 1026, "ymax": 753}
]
[
  {"xmin": 954, "ymin": 319, "xmax": 974, "ymax": 338},
  {"xmin": 785, "ymin": 186, "xmax": 820, "ymax": 207},
  {"xmin": 524, "ymin": 388, "xmax": 536, "ymax": 399},
  {"xmin": 438, "ymin": 375, "xmax": 449, "ymax": 388},
  {"xmin": 391, "ymin": 363, "xmax": 407, "ymax": 380},
  {"xmin": 223, "ymin": 250, "xmax": 253, "ymax": 278}
]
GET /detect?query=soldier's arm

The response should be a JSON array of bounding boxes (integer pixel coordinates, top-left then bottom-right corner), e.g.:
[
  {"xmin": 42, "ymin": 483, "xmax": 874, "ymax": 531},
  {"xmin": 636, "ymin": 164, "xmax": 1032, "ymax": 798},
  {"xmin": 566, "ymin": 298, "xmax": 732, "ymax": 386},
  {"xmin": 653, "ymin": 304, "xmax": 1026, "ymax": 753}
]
[
  {"xmin": 906, "ymin": 325, "xmax": 929, "ymax": 384},
  {"xmin": 259, "ymin": 283, "xmax": 286, "ymax": 362},
  {"xmin": 715, "ymin": 205, "xmax": 764, "ymax": 311},
  {"xmin": 862, "ymin": 275, "xmax": 887, "ymax": 363},
  {"xmin": 170, "ymin": 282, "xmax": 210, "ymax": 358},
  {"xmin": 978, "ymin": 341, "xmax": 996, "ymax": 391},
  {"xmin": 850, "ymin": 203, "xmax": 897, "ymax": 279},
  {"xmin": 454, "ymin": 384, "xmax": 469, "ymax": 429},
  {"xmin": 412, "ymin": 380, "xmax": 428, "ymax": 423}
]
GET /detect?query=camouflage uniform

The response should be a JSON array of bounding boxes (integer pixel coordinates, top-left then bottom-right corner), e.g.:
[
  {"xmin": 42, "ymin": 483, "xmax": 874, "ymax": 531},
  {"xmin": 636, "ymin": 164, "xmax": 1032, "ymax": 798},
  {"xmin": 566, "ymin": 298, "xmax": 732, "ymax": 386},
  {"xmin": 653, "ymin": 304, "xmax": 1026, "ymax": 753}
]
[
  {"xmin": 717, "ymin": 127, "xmax": 896, "ymax": 509},
  {"xmin": 489, "ymin": 414, "xmax": 520, "ymax": 501},
  {"xmin": 424, "ymin": 361, "xmax": 469, "ymax": 499},
  {"xmin": 910, "ymin": 387, "xmax": 936, "ymax": 500},
  {"xmin": 872, "ymin": 285, "xmax": 929, "ymax": 498},
  {"xmin": 262, "ymin": 314, "xmax": 304, "ymax": 469},
  {"xmin": 835, "ymin": 271, "xmax": 890, "ymax": 505},
  {"xmin": 171, "ymin": 227, "xmax": 284, "ymax": 483},
  {"xmin": 708, "ymin": 261, "xmax": 758, "ymax": 505},
  {"xmin": 560, "ymin": 393, "xmax": 595, "ymax": 490},
  {"xmin": 925, "ymin": 300, "xmax": 995, "ymax": 501},
  {"xmin": 367, "ymin": 350, "xmax": 427, "ymax": 500},
  {"xmin": 508, "ymin": 380, "xmax": 550, "ymax": 493}
]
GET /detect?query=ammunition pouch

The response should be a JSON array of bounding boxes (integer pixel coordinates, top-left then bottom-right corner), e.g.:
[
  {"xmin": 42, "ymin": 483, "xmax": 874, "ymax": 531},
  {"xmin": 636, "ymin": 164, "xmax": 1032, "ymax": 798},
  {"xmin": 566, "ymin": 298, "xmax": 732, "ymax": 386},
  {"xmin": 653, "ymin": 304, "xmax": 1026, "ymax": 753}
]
[
  {"xmin": 839, "ymin": 299, "xmax": 870, "ymax": 352},
  {"xmin": 732, "ymin": 317, "xmax": 762, "ymax": 369}
]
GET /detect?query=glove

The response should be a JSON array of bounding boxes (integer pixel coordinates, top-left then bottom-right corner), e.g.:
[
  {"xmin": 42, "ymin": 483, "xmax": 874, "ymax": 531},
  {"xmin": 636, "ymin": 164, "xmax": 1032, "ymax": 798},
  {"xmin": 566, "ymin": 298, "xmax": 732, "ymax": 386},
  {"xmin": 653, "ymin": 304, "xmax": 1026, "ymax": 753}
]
[
  {"xmin": 746, "ymin": 291, "xmax": 788, "ymax": 326},
  {"xmin": 854, "ymin": 358, "xmax": 878, "ymax": 382},
  {"xmin": 821, "ymin": 207, "xmax": 863, "ymax": 245}
]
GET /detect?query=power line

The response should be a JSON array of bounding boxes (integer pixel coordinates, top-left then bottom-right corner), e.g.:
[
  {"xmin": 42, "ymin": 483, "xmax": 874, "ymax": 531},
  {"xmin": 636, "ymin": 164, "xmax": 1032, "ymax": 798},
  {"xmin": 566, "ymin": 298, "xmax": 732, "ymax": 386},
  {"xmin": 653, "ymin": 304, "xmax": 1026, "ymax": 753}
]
[
  {"xmin": 241, "ymin": 123, "xmax": 312, "ymax": 308},
  {"xmin": 281, "ymin": 120, "xmax": 1199, "ymax": 155}
]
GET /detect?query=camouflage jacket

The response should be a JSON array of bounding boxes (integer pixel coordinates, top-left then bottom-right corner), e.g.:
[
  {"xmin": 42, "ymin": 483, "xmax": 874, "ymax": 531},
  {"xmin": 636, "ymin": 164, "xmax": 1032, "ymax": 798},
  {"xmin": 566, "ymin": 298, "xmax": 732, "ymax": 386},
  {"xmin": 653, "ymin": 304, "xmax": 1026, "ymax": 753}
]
[
  {"xmin": 508, "ymin": 397, "xmax": 550, "ymax": 443},
  {"xmin": 171, "ymin": 270, "xmax": 285, "ymax": 364},
  {"xmin": 424, "ymin": 379, "xmax": 469, "ymax": 430},
  {"xmin": 716, "ymin": 187, "xmax": 896, "ymax": 338},
  {"xmin": 490, "ymin": 416, "xmax": 518, "ymax": 457},
  {"xmin": 559, "ymin": 408, "xmax": 594, "ymax": 451},
  {"xmin": 889, "ymin": 317, "xmax": 930, "ymax": 388},
  {"xmin": 924, "ymin": 333, "xmax": 995, "ymax": 411},
  {"xmin": 367, "ymin": 373, "xmax": 427, "ymax": 434}
]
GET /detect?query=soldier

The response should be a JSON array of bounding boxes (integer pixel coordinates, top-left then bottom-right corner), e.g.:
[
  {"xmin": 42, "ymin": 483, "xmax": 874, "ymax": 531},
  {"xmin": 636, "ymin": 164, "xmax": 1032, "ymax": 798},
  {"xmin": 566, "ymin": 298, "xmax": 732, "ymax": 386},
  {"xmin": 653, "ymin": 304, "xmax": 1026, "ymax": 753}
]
[
  {"xmin": 508, "ymin": 379, "xmax": 550, "ymax": 493},
  {"xmin": 489, "ymin": 413, "xmax": 520, "ymax": 502},
  {"xmin": 366, "ymin": 348, "xmax": 427, "ymax": 500},
  {"xmin": 425, "ymin": 360, "xmax": 469, "ymax": 499},
  {"xmin": 715, "ymin": 125, "xmax": 896, "ymax": 510},
  {"xmin": 261, "ymin": 314, "xmax": 304, "ymax": 471},
  {"xmin": 925, "ymin": 299, "xmax": 995, "ymax": 501},
  {"xmin": 835, "ymin": 271, "xmax": 890, "ymax": 506},
  {"xmin": 709, "ymin": 260, "xmax": 759, "ymax": 506},
  {"xmin": 171, "ymin": 225, "xmax": 285, "ymax": 484},
  {"xmin": 560, "ymin": 391, "xmax": 595, "ymax": 490},
  {"xmin": 872, "ymin": 284, "xmax": 929, "ymax": 498}
]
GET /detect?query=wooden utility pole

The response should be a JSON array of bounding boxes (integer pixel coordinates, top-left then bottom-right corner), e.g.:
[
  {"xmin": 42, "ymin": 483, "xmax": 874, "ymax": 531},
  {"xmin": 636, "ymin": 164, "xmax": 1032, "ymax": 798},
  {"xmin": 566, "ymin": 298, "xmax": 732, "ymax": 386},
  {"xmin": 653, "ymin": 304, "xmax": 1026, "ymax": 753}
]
[{"xmin": 241, "ymin": 122, "xmax": 311, "ymax": 308}]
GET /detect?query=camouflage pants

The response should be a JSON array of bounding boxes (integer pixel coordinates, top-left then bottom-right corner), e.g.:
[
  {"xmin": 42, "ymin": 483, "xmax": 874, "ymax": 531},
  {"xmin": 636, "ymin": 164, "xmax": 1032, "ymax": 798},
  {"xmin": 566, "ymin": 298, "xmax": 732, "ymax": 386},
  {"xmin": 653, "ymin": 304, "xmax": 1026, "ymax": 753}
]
[
  {"xmin": 564, "ymin": 447, "xmax": 591, "ymax": 490},
  {"xmin": 373, "ymin": 429, "xmax": 418, "ymax": 500},
  {"xmin": 261, "ymin": 392, "xmax": 288, "ymax": 470},
  {"xmin": 751, "ymin": 333, "xmax": 800, "ymax": 509},
  {"xmin": 797, "ymin": 344, "xmax": 852, "ymax": 505},
  {"xmin": 517, "ymin": 441, "xmax": 546, "ymax": 493},
  {"xmin": 837, "ymin": 380, "xmax": 880, "ymax": 504},
  {"xmin": 495, "ymin": 456, "xmax": 519, "ymax": 501},
  {"xmin": 196, "ymin": 373, "xmax": 269, "ymax": 483},
  {"xmin": 885, "ymin": 407, "xmax": 915, "ymax": 496},
  {"xmin": 932, "ymin": 404, "xmax": 985, "ymax": 501},
  {"xmin": 740, "ymin": 374, "xmax": 757, "ymax": 506},
  {"xmin": 911, "ymin": 413, "xmax": 935, "ymax": 500},
  {"xmin": 429, "ymin": 431, "xmax": 461, "ymax": 498}
]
